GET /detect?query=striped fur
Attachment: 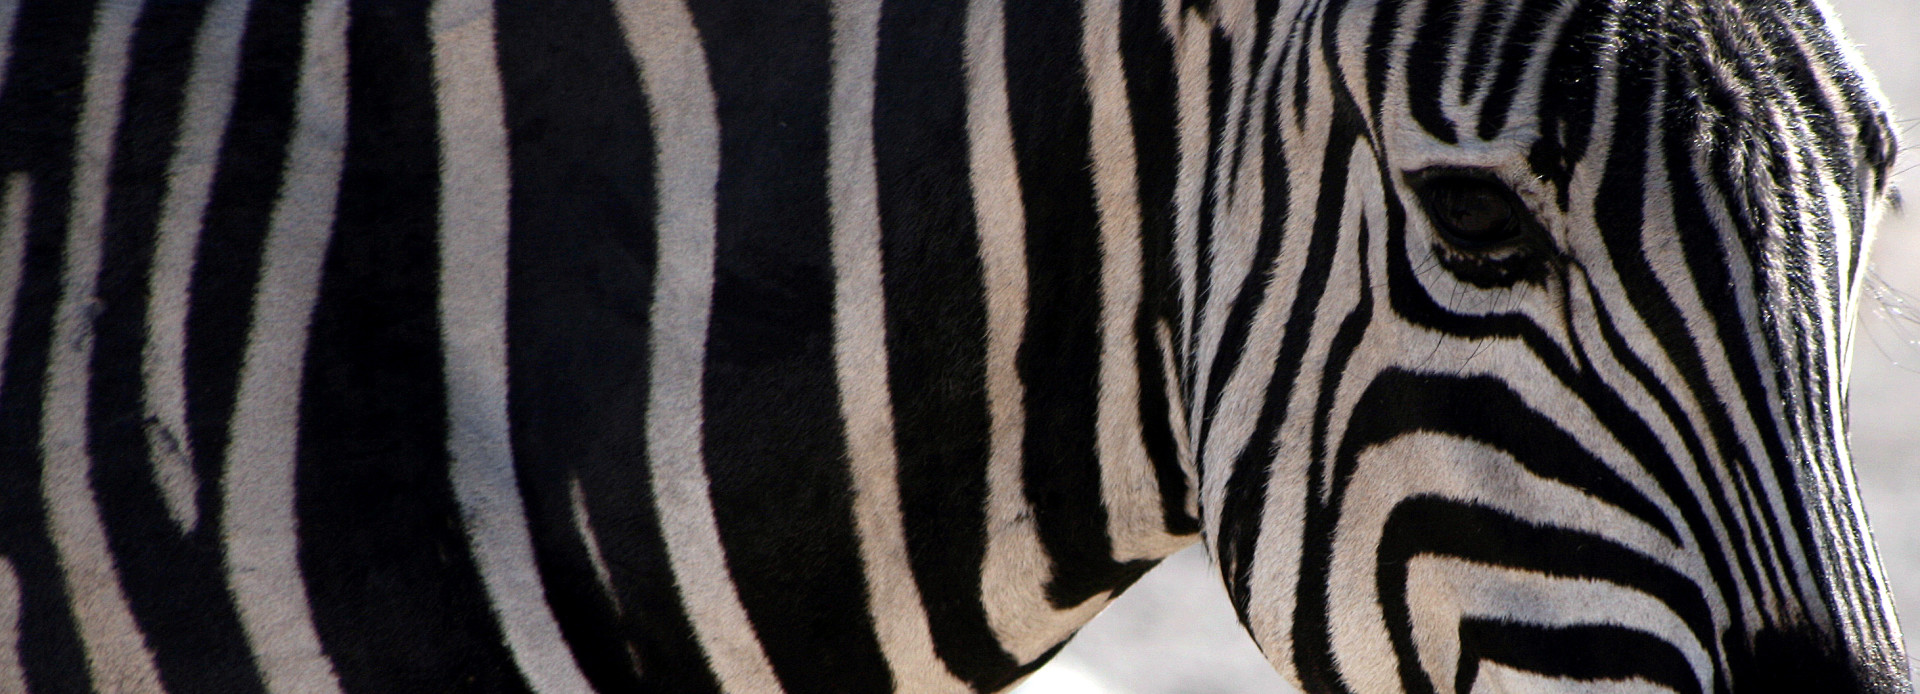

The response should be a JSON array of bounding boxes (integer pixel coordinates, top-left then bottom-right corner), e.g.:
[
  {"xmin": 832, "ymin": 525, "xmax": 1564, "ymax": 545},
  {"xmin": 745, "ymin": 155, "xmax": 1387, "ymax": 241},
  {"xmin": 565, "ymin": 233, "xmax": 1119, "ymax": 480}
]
[{"xmin": 0, "ymin": 0, "xmax": 1906, "ymax": 692}]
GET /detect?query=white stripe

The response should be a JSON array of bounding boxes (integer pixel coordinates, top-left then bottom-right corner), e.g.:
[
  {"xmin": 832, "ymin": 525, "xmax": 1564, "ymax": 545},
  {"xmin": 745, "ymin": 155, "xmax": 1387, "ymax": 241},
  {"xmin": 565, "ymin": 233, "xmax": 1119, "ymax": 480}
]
[
  {"xmin": 610, "ymin": 1, "xmax": 785, "ymax": 691},
  {"xmin": 0, "ymin": 174, "xmax": 28, "ymax": 398},
  {"xmin": 144, "ymin": 0, "xmax": 251, "ymax": 536},
  {"xmin": 568, "ymin": 476, "xmax": 620, "ymax": 606},
  {"xmin": 0, "ymin": 182, "xmax": 22, "ymax": 694},
  {"xmin": 1191, "ymin": 30, "xmax": 1257, "ymax": 407},
  {"xmin": 1081, "ymin": 0, "xmax": 1189, "ymax": 562},
  {"xmin": 1404, "ymin": 558, "xmax": 1713, "ymax": 694},
  {"xmin": 1155, "ymin": 321, "xmax": 1198, "ymax": 520},
  {"xmin": 826, "ymin": 0, "xmax": 972, "ymax": 689},
  {"xmin": 1199, "ymin": 12, "xmax": 1287, "ymax": 404},
  {"xmin": 42, "ymin": 1, "xmax": 168, "ymax": 690},
  {"xmin": 966, "ymin": 0, "xmax": 1109, "ymax": 662},
  {"xmin": 1634, "ymin": 80, "xmax": 1781, "ymax": 617},
  {"xmin": 220, "ymin": 0, "xmax": 349, "ymax": 690},
  {"xmin": 429, "ymin": 1, "xmax": 598, "ymax": 691},
  {"xmin": 1170, "ymin": 16, "xmax": 1210, "ymax": 444},
  {"xmin": 0, "ymin": 0, "xmax": 19, "ymax": 97},
  {"xmin": 0, "ymin": 558, "xmax": 21, "ymax": 691},
  {"xmin": 1238, "ymin": 140, "xmax": 1380, "ymax": 676}
]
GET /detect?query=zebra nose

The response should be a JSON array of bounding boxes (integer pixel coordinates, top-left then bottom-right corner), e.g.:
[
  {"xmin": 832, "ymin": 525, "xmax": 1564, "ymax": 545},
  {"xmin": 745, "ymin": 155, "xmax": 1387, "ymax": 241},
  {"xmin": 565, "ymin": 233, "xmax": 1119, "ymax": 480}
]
[{"xmin": 1726, "ymin": 628, "xmax": 1914, "ymax": 693}]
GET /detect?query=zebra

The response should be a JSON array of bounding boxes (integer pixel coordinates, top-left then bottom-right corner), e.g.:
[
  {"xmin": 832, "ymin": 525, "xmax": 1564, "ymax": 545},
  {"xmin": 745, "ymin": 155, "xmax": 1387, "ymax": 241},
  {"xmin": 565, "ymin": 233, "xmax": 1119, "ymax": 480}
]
[{"xmin": 0, "ymin": 0, "xmax": 1907, "ymax": 690}]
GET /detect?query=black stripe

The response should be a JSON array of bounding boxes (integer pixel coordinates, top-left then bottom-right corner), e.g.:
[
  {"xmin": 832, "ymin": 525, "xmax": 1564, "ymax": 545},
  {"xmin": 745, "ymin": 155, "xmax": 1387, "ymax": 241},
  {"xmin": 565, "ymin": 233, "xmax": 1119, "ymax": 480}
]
[
  {"xmin": 1349, "ymin": 371, "xmax": 1677, "ymax": 537},
  {"xmin": 1266, "ymin": 132, "xmax": 1363, "ymax": 687},
  {"xmin": 0, "ymin": 1, "xmax": 110, "ymax": 689},
  {"xmin": 1693, "ymin": 45, "xmax": 1760, "ymax": 251},
  {"xmin": 491, "ymin": 0, "xmax": 715, "ymax": 687},
  {"xmin": 84, "ymin": 2, "xmax": 266, "ymax": 691},
  {"xmin": 1460, "ymin": 0, "xmax": 1512, "ymax": 103},
  {"xmin": 1226, "ymin": 10, "xmax": 1277, "ymax": 201},
  {"xmin": 1757, "ymin": 11, "xmax": 1856, "ymax": 228},
  {"xmin": 1198, "ymin": 81, "xmax": 1290, "ymax": 445},
  {"xmin": 1278, "ymin": 214, "xmax": 1372, "ymax": 682},
  {"xmin": 1727, "ymin": 624, "xmax": 1867, "ymax": 692},
  {"xmin": 686, "ymin": 0, "xmax": 894, "ymax": 689},
  {"xmin": 1361, "ymin": 0, "xmax": 1400, "ymax": 126},
  {"xmin": 1003, "ymin": 0, "xmax": 1155, "ymax": 611},
  {"xmin": 1591, "ymin": 23, "xmax": 1774, "ymax": 621},
  {"xmin": 1377, "ymin": 499, "xmax": 1714, "ymax": 694},
  {"xmin": 1660, "ymin": 66, "xmax": 1799, "ymax": 613},
  {"xmin": 1242, "ymin": 88, "xmax": 1367, "ymax": 694},
  {"xmin": 1404, "ymin": 0, "xmax": 1458, "ymax": 143},
  {"xmin": 1735, "ymin": 13, "xmax": 1859, "ymax": 624},
  {"xmin": 871, "ymin": 0, "xmax": 1020, "ymax": 686},
  {"xmin": 1472, "ymin": 0, "xmax": 1575, "ymax": 146},
  {"xmin": 1575, "ymin": 275, "xmax": 1753, "ymax": 639},
  {"xmin": 295, "ymin": 1, "xmax": 529, "ymax": 689},
  {"xmin": 1519, "ymin": 0, "xmax": 1608, "ymax": 206},
  {"xmin": 1455, "ymin": 620, "xmax": 1700, "ymax": 694},
  {"xmin": 1119, "ymin": 0, "xmax": 1199, "ymax": 537},
  {"xmin": 1286, "ymin": 8, "xmax": 1311, "ymax": 129},
  {"xmin": 1789, "ymin": 0, "xmax": 1898, "ymax": 215},
  {"xmin": 187, "ymin": 0, "xmax": 305, "ymax": 517},
  {"xmin": 1187, "ymin": 28, "xmax": 1230, "ymax": 409},
  {"xmin": 1373, "ymin": 19, "xmax": 1755, "ymax": 647},
  {"xmin": 1305, "ymin": 218, "xmax": 1369, "ymax": 491}
]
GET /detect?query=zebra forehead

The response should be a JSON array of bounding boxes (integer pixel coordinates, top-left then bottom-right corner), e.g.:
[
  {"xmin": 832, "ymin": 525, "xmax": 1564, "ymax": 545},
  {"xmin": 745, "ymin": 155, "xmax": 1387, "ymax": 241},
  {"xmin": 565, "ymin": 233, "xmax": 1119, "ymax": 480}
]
[{"xmin": 1349, "ymin": 0, "xmax": 1895, "ymax": 241}]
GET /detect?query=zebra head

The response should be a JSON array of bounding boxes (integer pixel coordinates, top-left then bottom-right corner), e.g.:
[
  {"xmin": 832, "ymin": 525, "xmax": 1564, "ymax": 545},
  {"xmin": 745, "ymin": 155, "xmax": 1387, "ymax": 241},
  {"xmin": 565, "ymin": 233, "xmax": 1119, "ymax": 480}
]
[{"xmin": 1188, "ymin": 0, "xmax": 1908, "ymax": 691}]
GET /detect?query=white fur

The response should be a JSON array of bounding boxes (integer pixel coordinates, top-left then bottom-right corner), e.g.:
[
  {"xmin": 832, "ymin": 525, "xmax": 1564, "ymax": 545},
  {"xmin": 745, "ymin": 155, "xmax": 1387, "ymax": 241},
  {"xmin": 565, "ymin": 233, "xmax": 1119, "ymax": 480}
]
[
  {"xmin": 218, "ymin": 0, "xmax": 349, "ymax": 691},
  {"xmin": 1083, "ymin": 0, "xmax": 1196, "ymax": 563},
  {"xmin": 1468, "ymin": 663, "xmax": 1682, "ymax": 694},
  {"xmin": 0, "ymin": 175, "xmax": 26, "ymax": 404},
  {"xmin": 1171, "ymin": 10, "xmax": 1211, "ymax": 411},
  {"xmin": 431, "ymin": 0, "xmax": 598, "ymax": 689},
  {"xmin": 45, "ymin": 1, "xmax": 167, "ymax": 689},
  {"xmin": 615, "ymin": 0, "xmax": 788, "ymax": 690},
  {"xmin": 826, "ymin": 0, "xmax": 974, "ymax": 689},
  {"xmin": 0, "ymin": 0, "xmax": 17, "ymax": 99},
  {"xmin": 142, "ymin": 0, "xmax": 250, "ymax": 537},
  {"xmin": 0, "ymin": 558, "xmax": 21, "ymax": 691},
  {"xmin": 966, "ymin": 0, "xmax": 1113, "ymax": 662}
]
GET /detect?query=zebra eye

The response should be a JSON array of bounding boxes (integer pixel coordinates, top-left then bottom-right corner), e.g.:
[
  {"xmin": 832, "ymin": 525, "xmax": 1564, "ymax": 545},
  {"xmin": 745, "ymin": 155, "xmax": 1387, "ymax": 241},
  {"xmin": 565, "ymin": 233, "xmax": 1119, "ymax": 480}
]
[{"xmin": 1418, "ymin": 176, "xmax": 1527, "ymax": 248}]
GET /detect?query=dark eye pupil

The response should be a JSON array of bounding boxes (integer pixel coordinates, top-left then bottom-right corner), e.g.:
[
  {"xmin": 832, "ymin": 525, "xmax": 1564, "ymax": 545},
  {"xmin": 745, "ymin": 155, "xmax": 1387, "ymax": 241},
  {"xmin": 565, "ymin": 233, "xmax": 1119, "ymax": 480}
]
[
  {"xmin": 1421, "ymin": 178, "xmax": 1524, "ymax": 246},
  {"xmin": 1445, "ymin": 188, "xmax": 1509, "ymax": 234}
]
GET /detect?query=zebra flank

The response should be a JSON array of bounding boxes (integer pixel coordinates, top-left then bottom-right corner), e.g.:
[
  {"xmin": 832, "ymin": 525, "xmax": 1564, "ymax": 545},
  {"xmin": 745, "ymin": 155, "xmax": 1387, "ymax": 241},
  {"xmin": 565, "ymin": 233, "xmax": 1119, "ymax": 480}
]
[{"xmin": 0, "ymin": 0, "xmax": 1907, "ymax": 691}]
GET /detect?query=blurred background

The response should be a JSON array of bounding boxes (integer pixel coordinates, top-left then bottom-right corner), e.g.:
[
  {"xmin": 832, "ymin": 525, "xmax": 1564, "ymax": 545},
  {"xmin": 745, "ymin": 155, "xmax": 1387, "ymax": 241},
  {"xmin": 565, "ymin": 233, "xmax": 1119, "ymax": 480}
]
[{"xmin": 1016, "ymin": 1, "xmax": 1920, "ymax": 690}]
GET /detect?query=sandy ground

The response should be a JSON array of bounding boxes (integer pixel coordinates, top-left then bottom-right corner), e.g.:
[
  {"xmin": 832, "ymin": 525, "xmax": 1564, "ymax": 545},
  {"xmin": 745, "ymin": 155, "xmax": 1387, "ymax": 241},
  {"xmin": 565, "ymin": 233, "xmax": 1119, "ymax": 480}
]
[{"xmin": 1016, "ymin": 1, "xmax": 1920, "ymax": 691}]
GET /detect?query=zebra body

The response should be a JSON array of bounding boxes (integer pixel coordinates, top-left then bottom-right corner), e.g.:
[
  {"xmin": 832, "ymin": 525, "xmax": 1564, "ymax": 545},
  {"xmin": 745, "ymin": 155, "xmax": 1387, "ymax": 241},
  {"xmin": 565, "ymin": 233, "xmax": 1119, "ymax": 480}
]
[{"xmin": 0, "ymin": 0, "xmax": 1907, "ymax": 691}]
